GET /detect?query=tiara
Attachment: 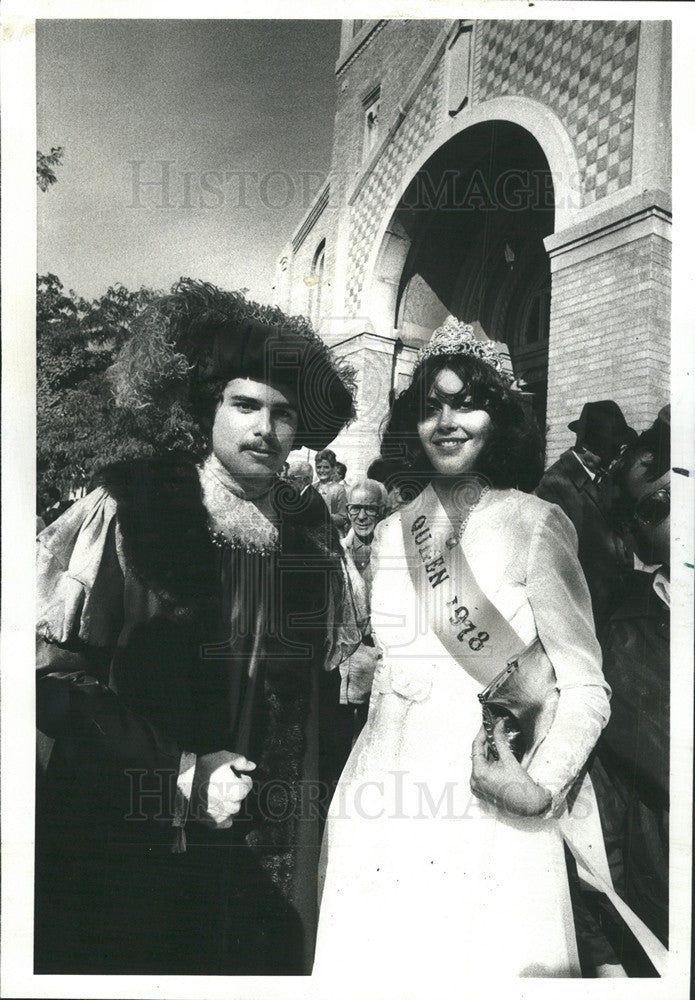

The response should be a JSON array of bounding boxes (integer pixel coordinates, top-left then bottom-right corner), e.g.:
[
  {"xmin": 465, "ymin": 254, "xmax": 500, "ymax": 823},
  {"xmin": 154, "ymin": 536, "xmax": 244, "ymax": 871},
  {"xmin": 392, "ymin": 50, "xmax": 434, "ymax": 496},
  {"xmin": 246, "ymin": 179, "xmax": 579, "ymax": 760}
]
[{"xmin": 415, "ymin": 316, "xmax": 511, "ymax": 381}]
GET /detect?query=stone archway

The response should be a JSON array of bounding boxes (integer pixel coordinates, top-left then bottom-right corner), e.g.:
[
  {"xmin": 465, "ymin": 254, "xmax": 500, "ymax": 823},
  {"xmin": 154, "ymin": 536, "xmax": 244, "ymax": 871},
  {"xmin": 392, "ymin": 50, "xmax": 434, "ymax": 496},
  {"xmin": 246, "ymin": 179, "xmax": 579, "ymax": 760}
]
[
  {"xmin": 331, "ymin": 98, "xmax": 583, "ymax": 473},
  {"xmin": 364, "ymin": 98, "xmax": 579, "ymax": 328},
  {"xmin": 369, "ymin": 118, "xmax": 555, "ymax": 427}
]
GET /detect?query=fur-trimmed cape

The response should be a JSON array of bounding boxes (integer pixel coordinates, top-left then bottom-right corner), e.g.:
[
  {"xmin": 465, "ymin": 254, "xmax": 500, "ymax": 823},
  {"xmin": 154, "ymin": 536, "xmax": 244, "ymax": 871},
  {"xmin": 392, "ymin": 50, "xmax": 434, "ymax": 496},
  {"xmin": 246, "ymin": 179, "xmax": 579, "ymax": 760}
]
[{"xmin": 96, "ymin": 451, "xmax": 347, "ymax": 865}]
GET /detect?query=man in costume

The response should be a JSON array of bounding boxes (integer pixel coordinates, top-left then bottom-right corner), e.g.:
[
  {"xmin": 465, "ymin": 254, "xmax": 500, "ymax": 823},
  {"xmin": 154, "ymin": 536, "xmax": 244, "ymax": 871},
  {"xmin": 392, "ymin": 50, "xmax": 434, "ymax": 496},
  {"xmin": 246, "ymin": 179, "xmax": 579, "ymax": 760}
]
[
  {"xmin": 35, "ymin": 280, "xmax": 359, "ymax": 975},
  {"xmin": 535, "ymin": 400, "xmax": 636, "ymax": 634}
]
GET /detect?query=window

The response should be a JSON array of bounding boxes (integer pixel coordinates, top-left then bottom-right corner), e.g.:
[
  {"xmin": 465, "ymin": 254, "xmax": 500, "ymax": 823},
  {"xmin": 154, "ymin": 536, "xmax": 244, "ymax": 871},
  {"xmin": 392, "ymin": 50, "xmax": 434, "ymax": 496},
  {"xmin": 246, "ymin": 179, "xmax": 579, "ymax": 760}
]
[
  {"xmin": 362, "ymin": 87, "xmax": 381, "ymax": 162},
  {"xmin": 447, "ymin": 22, "xmax": 473, "ymax": 117},
  {"xmin": 520, "ymin": 284, "xmax": 550, "ymax": 346},
  {"xmin": 308, "ymin": 240, "xmax": 326, "ymax": 327}
]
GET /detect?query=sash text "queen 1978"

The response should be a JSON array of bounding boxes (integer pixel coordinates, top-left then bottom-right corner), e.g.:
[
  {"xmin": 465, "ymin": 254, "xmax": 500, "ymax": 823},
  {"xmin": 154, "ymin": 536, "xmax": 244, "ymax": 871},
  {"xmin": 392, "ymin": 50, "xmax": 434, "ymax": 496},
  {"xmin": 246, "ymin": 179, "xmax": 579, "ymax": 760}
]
[{"xmin": 410, "ymin": 514, "xmax": 449, "ymax": 588}]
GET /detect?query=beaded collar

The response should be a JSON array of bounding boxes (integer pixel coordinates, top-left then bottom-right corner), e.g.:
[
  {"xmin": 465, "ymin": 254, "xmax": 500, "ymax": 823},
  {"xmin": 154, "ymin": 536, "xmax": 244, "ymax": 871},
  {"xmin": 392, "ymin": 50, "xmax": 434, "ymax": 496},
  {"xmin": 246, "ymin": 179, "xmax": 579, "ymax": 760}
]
[{"xmin": 198, "ymin": 454, "xmax": 279, "ymax": 554}]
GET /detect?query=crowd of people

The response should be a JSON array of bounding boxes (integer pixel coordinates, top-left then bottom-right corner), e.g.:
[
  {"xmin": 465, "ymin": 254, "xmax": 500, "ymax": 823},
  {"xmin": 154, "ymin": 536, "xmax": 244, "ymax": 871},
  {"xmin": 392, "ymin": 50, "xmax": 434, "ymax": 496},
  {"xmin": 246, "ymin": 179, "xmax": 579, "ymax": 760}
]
[{"xmin": 35, "ymin": 285, "xmax": 671, "ymax": 983}]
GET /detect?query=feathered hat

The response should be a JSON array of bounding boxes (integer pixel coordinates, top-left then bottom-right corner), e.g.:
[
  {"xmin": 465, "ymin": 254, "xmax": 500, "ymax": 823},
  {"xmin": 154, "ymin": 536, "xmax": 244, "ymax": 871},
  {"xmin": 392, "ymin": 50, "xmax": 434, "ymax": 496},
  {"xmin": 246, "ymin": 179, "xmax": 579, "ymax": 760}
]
[{"xmin": 110, "ymin": 279, "xmax": 357, "ymax": 451}]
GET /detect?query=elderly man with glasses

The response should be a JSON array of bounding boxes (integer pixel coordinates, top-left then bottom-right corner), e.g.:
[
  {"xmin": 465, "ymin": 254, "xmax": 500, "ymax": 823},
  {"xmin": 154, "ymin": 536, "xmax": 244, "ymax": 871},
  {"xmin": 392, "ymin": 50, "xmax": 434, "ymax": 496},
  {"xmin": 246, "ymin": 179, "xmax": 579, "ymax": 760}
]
[
  {"xmin": 331, "ymin": 479, "xmax": 388, "ymax": 756},
  {"xmin": 344, "ymin": 480, "xmax": 387, "ymax": 583}
]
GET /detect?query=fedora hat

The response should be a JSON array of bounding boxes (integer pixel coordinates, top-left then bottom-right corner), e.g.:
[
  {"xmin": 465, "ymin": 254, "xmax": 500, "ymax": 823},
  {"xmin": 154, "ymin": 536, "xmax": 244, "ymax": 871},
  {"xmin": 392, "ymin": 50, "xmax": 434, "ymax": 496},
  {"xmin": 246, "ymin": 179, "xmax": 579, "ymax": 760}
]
[{"xmin": 568, "ymin": 400, "xmax": 637, "ymax": 464}]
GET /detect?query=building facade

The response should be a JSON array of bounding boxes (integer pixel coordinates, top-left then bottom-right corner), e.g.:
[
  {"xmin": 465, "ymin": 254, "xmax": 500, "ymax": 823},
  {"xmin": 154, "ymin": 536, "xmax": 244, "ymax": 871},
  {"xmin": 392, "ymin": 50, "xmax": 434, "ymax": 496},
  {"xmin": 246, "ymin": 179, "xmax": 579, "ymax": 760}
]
[{"xmin": 275, "ymin": 19, "xmax": 671, "ymax": 475}]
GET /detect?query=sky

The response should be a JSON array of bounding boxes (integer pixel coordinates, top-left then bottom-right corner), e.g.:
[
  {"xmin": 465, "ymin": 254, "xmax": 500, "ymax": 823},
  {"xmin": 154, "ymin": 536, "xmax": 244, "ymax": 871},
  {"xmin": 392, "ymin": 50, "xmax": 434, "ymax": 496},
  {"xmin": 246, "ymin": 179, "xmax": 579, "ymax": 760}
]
[{"xmin": 37, "ymin": 19, "xmax": 341, "ymax": 304}]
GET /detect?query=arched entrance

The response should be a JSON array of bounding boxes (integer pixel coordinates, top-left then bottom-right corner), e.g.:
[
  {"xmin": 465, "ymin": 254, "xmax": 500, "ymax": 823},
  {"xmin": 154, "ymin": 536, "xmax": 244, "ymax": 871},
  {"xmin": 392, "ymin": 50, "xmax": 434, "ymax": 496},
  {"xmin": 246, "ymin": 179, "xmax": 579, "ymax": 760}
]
[{"xmin": 381, "ymin": 121, "xmax": 555, "ymax": 428}]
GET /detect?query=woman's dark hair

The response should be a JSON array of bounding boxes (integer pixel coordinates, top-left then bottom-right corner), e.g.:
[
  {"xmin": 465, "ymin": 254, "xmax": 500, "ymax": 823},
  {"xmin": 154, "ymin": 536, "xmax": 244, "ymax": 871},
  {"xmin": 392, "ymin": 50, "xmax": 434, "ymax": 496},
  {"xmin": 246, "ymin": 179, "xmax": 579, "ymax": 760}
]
[
  {"xmin": 315, "ymin": 449, "xmax": 337, "ymax": 467},
  {"xmin": 380, "ymin": 353, "xmax": 544, "ymax": 494}
]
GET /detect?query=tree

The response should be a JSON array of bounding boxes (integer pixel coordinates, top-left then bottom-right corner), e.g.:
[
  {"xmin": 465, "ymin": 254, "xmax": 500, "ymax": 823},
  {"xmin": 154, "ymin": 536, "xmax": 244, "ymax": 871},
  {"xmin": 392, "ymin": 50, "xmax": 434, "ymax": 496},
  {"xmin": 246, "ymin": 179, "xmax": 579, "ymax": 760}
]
[
  {"xmin": 37, "ymin": 147, "xmax": 64, "ymax": 192},
  {"xmin": 37, "ymin": 275, "xmax": 203, "ymax": 505}
]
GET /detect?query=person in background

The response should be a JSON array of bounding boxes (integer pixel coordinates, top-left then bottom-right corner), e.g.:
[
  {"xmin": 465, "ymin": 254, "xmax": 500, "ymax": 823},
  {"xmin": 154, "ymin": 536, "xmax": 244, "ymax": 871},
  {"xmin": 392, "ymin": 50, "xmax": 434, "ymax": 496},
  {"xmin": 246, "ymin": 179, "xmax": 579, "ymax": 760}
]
[
  {"xmin": 286, "ymin": 459, "xmax": 315, "ymax": 496},
  {"xmin": 535, "ymin": 400, "xmax": 636, "ymax": 634},
  {"xmin": 343, "ymin": 479, "xmax": 387, "ymax": 586},
  {"xmin": 367, "ymin": 457, "xmax": 409, "ymax": 514},
  {"xmin": 315, "ymin": 448, "xmax": 350, "ymax": 535},
  {"xmin": 586, "ymin": 405, "xmax": 671, "ymax": 974},
  {"xmin": 40, "ymin": 485, "xmax": 74, "ymax": 527},
  {"xmin": 333, "ymin": 460, "xmax": 351, "ymax": 490},
  {"xmin": 337, "ymin": 479, "xmax": 388, "ymax": 747},
  {"xmin": 286, "ymin": 454, "xmax": 367, "ymax": 805}
]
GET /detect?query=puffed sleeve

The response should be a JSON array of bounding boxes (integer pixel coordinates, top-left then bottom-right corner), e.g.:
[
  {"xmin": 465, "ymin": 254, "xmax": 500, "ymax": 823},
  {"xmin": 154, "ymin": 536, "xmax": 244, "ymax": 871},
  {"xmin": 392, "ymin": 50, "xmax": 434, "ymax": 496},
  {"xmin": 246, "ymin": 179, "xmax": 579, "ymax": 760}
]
[
  {"xmin": 37, "ymin": 487, "xmax": 125, "ymax": 649},
  {"xmin": 524, "ymin": 503, "xmax": 611, "ymax": 809},
  {"xmin": 36, "ymin": 489, "xmax": 185, "ymax": 834}
]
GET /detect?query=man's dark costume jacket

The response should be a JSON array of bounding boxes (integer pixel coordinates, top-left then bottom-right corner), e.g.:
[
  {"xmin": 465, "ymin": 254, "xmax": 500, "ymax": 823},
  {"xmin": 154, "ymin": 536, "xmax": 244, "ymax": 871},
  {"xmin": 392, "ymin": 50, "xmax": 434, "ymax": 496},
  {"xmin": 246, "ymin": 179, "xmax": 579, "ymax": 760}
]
[{"xmin": 35, "ymin": 455, "xmax": 352, "ymax": 975}]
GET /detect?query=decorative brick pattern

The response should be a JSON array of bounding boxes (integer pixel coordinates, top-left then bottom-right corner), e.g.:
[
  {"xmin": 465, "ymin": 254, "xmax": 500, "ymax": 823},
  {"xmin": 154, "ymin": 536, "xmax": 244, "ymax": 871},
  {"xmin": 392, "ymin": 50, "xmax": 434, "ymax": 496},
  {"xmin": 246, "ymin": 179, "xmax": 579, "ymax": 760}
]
[
  {"xmin": 474, "ymin": 20, "xmax": 639, "ymax": 206},
  {"xmin": 344, "ymin": 66, "xmax": 442, "ymax": 316}
]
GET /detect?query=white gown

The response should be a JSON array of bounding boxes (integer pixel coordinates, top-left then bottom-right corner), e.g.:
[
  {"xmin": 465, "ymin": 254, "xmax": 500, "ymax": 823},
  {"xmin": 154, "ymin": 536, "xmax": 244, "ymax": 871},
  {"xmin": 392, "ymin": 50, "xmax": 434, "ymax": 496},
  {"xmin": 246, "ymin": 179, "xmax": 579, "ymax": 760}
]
[{"xmin": 313, "ymin": 487, "xmax": 610, "ymax": 994}]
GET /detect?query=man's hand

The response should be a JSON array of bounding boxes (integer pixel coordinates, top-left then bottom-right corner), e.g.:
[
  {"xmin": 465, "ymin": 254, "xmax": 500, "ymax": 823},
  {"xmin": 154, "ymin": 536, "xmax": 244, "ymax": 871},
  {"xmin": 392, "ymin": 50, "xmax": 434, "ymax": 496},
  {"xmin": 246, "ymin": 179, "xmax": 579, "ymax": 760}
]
[
  {"xmin": 470, "ymin": 721, "xmax": 552, "ymax": 817},
  {"xmin": 191, "ymin": 751, "xmax": 256, "ymax": 829}
]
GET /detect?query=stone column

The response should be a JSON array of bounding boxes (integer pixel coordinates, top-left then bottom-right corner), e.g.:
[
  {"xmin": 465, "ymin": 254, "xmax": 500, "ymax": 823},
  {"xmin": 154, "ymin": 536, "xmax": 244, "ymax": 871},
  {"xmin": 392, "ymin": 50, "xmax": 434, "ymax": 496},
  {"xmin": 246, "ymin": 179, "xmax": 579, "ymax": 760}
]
[
  {"xmin": 544, "ymin": 190, "xmax": 671, "ymax": 465},
  {"xmin": 328, "ymin": 331, "xmax": 418, "ymax": 479}
]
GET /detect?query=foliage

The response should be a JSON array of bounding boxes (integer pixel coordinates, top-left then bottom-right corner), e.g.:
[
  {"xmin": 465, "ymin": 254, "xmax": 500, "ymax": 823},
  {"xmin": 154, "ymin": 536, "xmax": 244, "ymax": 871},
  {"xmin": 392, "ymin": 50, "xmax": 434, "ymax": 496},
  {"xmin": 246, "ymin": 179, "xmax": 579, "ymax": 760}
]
[
  {"xmin": 37, "ymin": 147, "xmax": 64, "ymax": 192},
  {"xmin": 36, "ymin": 274, "xmax": 204, "ymax": 505}
]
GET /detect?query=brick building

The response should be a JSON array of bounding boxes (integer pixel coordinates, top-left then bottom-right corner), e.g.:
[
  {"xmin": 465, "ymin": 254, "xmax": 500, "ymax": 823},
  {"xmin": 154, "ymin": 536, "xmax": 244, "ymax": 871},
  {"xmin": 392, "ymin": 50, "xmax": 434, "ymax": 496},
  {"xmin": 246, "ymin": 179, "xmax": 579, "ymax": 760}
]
[{"xmin": 274, "ymin": 19, "xmax": 671, "ymax": 474}]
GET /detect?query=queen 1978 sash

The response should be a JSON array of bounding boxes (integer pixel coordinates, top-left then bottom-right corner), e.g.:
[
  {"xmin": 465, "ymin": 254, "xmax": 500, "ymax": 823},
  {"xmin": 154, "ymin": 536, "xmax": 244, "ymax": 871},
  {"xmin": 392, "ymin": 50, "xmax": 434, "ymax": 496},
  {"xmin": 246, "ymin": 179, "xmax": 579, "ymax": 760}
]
[
  {"xmin": 400, "ymin": 485, "xmax": 669, "ymax": 975},
  {"xmin": 400, "ymin": 484, "xmax": 524, "ymax": 687}
]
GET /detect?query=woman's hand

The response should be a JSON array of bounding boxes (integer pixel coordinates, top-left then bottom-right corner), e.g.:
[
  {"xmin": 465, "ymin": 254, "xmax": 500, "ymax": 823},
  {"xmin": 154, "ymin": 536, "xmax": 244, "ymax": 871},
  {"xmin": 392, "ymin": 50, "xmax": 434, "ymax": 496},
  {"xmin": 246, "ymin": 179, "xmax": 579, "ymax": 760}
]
[{"xmin": 470, "ymin": 721, "xmax": 552, "ymax": 817}]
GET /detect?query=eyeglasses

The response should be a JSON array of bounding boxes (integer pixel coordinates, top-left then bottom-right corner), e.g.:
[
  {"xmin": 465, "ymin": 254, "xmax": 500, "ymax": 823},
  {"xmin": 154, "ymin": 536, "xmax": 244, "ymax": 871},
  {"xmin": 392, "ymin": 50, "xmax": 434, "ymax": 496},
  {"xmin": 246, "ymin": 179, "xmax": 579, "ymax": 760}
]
[
  {"xmin": 633, "ymin": 487, "xmax": 670, "ymax": 528},
  {"xmin": 347, "ymin": 504, "xmax": 380, "ymax": 517}
]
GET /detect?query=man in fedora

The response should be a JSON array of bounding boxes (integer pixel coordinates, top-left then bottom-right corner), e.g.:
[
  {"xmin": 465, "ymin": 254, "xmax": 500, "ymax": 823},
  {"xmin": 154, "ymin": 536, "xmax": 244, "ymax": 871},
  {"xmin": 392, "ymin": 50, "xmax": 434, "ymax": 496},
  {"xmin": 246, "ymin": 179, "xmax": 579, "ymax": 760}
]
[
  {"xmin": 535, "ymin": 400, "xmax": 636, "ymax": 634},
  {"xmin": 595, "ymin": 404, "xmax": 671, "ymax": 966},
  {"xmin": 569, "ymin": 406, "xmax": 671, "ymax": 975},
  {"xmin": 35, "ymin": 280, "xmax": 359, "ymax": 975}
]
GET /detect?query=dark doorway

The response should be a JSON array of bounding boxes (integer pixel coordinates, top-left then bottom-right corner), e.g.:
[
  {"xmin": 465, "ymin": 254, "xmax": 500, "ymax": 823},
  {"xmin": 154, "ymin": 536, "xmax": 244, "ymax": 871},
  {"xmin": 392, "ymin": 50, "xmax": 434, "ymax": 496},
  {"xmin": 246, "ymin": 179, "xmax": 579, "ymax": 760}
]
[{"xmin": 393, "ymin": 120, "xmax": 554, "ymax": 429}]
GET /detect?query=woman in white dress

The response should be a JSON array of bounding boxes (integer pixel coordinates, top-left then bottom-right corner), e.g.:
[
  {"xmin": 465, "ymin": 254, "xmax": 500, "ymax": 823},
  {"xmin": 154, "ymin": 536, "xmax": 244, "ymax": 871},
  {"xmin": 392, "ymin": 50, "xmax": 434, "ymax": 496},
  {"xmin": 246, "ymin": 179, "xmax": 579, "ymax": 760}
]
[{"xmin": 313, "ymin": 318, "xmax": 611, "ymax": 993}]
